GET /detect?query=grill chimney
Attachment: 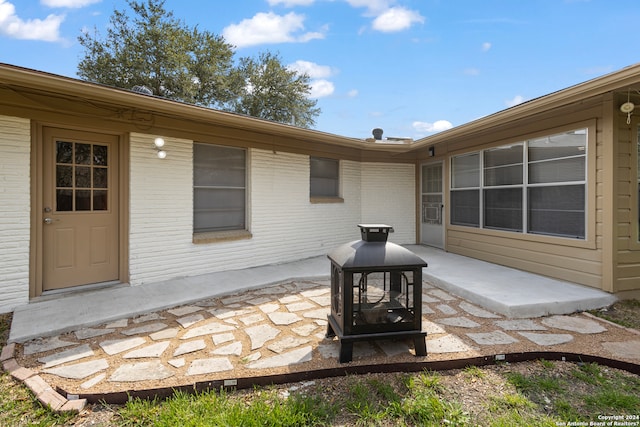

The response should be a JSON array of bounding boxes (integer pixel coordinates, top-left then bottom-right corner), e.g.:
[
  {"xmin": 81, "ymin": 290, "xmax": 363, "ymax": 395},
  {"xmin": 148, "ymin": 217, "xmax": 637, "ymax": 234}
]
[{"xmin": 372, "ymin": 128, "xmax": 383, "ymax": 140}]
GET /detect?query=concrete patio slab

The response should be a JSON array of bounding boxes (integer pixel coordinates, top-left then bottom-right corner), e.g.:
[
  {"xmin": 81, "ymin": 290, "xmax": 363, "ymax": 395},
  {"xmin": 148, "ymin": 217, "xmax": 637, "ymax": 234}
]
[{"xmin": 8, "ymin": 246, "xmax": 618, "ymax": 343}]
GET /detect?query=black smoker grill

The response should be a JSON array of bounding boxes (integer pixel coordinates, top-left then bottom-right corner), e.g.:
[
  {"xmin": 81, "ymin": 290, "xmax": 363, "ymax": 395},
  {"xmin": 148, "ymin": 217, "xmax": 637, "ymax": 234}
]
[{"xmin": 326, "ymin": 224, "xmax": 428, "ymax": 363}]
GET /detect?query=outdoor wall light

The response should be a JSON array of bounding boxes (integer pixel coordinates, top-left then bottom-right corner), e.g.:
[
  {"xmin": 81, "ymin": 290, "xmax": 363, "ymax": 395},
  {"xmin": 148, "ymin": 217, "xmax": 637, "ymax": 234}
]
[
  {"xmin": 428, "ymin": 146, "xmax": 435, "ymax": 157},
  {"xmin": 154, "ymin": 137, "xmax": 167, "ymax": 159}
]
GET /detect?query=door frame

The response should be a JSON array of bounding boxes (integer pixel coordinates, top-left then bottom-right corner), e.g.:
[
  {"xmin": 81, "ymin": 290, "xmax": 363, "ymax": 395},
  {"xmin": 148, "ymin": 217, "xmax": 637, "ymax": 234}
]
[
  {"xmin": 30, "ymin": 122, "xmax": 130, "ymax": 298},
  {"xmin": 419, "ymin": 161, "xmax": 445, "ymax": 249}
]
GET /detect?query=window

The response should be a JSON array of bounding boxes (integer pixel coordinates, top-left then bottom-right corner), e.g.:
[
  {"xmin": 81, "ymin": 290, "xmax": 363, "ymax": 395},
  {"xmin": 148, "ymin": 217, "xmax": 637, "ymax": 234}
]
[
  {"xmin": 450, "ymin": 128, "xmax": 587, "ymax": 239},
  {"xmin": 193, "ymin": 143, "xmax": 246, "ymax": 233},
  {"xmin": 310, "ymin": 157, "xmax": 339, "ymax": 198},
  {"xmin": 451, "ymin": 153, "xmax": 480, "ymax": 227}
]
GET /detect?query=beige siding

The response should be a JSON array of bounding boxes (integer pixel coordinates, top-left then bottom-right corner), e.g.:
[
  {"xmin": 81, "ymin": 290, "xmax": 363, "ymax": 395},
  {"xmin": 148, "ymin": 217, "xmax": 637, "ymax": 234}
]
[
  {"xmin": 0, "ymin": 115, "xmax": 31, "ymax": 312},
  {"xmin": 361, "ymin": 162, "xmax": 416, "ymax": 244},
  {"xmin": 613, "ymin": 101, "xmax": 640, "ymax": 294},
  {"xmin": 444, "ymin": 107, "xmax": 605, "ymax": 290}
]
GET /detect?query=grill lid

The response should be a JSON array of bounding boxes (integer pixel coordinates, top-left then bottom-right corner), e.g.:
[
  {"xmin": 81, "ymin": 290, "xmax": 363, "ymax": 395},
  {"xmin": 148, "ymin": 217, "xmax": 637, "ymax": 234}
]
[{"xmin": 328, "ymin": 224, "xmax": 427, "ymax": 270}]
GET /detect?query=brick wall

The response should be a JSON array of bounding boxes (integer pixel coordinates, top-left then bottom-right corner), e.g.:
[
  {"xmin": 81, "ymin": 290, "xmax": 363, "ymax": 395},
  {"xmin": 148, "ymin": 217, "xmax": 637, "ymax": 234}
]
[{"xmin": 0, "ymin": 116, "xmax": 31, "ymax": 313}]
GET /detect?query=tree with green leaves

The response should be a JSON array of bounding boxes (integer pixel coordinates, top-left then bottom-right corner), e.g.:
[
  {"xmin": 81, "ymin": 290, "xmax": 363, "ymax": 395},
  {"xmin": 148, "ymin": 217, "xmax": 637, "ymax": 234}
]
[
  {"xmin": 77, "ymin": 0, "xmax": 321, "ymax": 127},
  {"xmin": 231, "ymin": 52, "xmax": 320, "ymax": 128}
]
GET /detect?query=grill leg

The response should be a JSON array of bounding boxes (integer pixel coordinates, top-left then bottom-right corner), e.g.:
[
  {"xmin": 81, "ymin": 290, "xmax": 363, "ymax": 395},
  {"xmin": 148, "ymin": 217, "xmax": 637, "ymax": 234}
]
[
  {"xmin": 339, "ymin": 341, "xmax": 353, "ymax": 363},
  {"xmin": 414, "ymin": 336, "xmax": 427, "ymax": 357}
]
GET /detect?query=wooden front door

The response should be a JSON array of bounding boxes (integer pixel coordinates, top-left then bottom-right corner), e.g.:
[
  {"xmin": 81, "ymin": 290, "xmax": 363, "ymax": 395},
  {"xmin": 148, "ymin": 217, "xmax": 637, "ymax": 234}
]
[{"xmin": 42, "ymin": 127, "xmax": 119, "ymax": 291}]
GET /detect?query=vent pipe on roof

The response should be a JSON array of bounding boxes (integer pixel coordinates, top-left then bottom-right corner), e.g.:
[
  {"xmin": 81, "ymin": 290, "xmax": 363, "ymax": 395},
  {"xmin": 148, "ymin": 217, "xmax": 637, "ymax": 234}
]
[{"xmin": 372, "ymin": 128, "xmax": 383, "ymax": 140}]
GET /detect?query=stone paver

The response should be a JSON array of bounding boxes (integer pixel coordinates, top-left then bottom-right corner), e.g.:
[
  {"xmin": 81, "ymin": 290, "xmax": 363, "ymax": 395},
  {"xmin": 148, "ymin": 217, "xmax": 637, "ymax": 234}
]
[
  {"xmin": 176, "ymin": 314, "xmax": 205, "ymax": 328},
  {"xmin": 167, "ymin": 306, "xmax": 202, "ymax": 317},
  {"xmin": 602, "ymin": 340, "xmax": 640, "ymax": 360},
  {"xmin": 38, "ymin": 344, "xmax": 94, "ymax": 368},
  {"xmin": 247, "ymin": 346, "xmax": 313, "ymax": 369},
  {"xmin": 268, "ymin": 312, "xmax": 302, "ymax": 325},
  {"xmin": 541, "ymin": 315, "xmax": 607, "ymax": 334},
  {"xmin": 109, "ymin": 361, "xmax": 174, "ymax": 382},
  {"xmin": 377, "ymin": 340, "xmax": 411, "ymax": 357},
  {"xmin": 187, "ymin": 358, "xmax": 233, "ymax": 376},
  {"xmin": 436, "ymin": 304, "xmax": 457, "ymax": 315},
  {"xmin": 466, "ymin": 331, "xmax": 519, "ymax": 345},
  {"xmin": 495, "ymin": 319, "xmax": 547, "ymax": 331},
  {"xmin": 123, "ymin": 341, "xmax": 170, "ymax": 359},
  {"xmin": 427, "ymin": 335, "xmax": 474, "ymax": 353},
  {"xmin": 459, "ymin": 302, "xmax": 500, "ymax": 318},
  {"xmin": 303, "ymin": 308, "xmax": 329, "ymax": 320},
  {"xmin": 81, "ymin": 373, "xmax": 106, "ymax": 389},
  {"xmin": 132, "ymin": 313, "xmax": 164, "ymax": 323},
  {"xmin": 268, "ymin": 337, "xmax": 309, "ymax": 354},
  {"xmin": 173, "ymin": 339, "xmax": 206, "ymax": 357},
  {"xmin": 245, "ymin": 324, "xmax": 280, "ymax": 350},
  {"xmin": 105, "ymin": 319, "xmax": 128, "ymax": 328},
  {"xmin": 292, "ymin": 323, "xmax": 318, "ymax": 336},
  {"xmin": 75, "ymin": 327, "xmax": 115, "ymax": 340},
  {"xmin": 213, "ymin": 341, "xmax": 243, "ymax": 356},
  {"xmin": 23, "ymin": 336, "xmax": 75, "ymax": 355},
  {"xmin": 436, "ymin": 317, "xmax": 480, "ymax": 328},
  {"xmin": 428, "ymin": 289, "xmax": 456, "ymax": 301},
  {"xmin": 239, "ymin": 314, "xmax": 265, "ymax": 325},
  {"xmin": 168, "ymin": 358, "xmax": 185, "ymax": 368},
  {"xmin": 150, "ymin": 328, "xmax": 179, "ymax": 341},
  {"xmin": 16, "ymin": 278, "xmax": 640, "ymax": 399},
  {"xmin": 44, "ymin": 359, "xmax": 109, "ymax": 379},
  {"xmin": 212, "ymin": 333, "xmax": 235, "ymax": 345},
  {"xmin": 258, "ymin": 303, "xmax": 280, "ymax": 313},
  {"xmin": 121, "ymin": 322, "xmax": 168, "ymax": 336},
  {"xmin": 518, "ymin": 332, "xmax": 573, "ymax": 346},
  {"xmin": 100, "ymin": 337, "xmax": 146, "ymax": 355},
  {"xmin": 286, "ymin": 302, "xmax": 316, "ymax": 312},
  {"xmin": 181, "ymin": 321, "xmax": 235, "ymax": 339}
]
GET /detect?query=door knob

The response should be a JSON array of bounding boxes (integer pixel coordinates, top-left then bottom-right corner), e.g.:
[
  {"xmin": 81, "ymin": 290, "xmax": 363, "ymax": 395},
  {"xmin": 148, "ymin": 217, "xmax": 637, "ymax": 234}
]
[{"xmin": 43, "ymin": 218, "xmax": 53, "ymax": 225}]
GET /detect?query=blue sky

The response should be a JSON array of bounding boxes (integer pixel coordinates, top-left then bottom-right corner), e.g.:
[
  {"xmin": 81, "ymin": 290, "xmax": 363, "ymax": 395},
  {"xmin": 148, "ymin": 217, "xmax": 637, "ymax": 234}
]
[{"xmin": 1, "ymin": 0, "xmax": 640, "ymax": 140}]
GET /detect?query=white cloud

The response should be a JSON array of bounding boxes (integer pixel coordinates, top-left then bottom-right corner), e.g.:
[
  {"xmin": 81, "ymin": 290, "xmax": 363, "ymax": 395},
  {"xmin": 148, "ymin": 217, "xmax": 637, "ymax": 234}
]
[
  {"xmin": 412, "ymin": 120, "xmax": 453, "ymax": 134},
  {"xmin": 505, "ymin": 95, "xmax": 525, "ymax": 107},
  {"xmin": 267, "ymin": 0, "xmax": 315, "ymax": 6},
  {"xmin": 222, "ymin": 11, "xmax": 325, "ymax": 48},
  {"xmin": 481, "ymin": 41, "xmax": 491, "ymax": 52},
  {"xmin": 0, "ymin": 0, "xmax": 64, "ymax": 41},
  {"xmin": 309, "ymin": 79, "xmax": 334, "ymax": 98},
  {"xmin": 347, "ymin": 89, "xmax": 358, "ymax": 97},
  {"xmin": 345, "ymin": 0, "xmax": 393, "ymax": 15},
  {"xmin": 41, "ymin": 0, "xmax": 101, "ymax": 8},
  {"xmin": 287, "ymin": 61, "xmax": 335, "ymax": 98},
  {"xmin": 464, "ymin": 68, "xmax": 480, "ymax": 76},
  {"xmin": 372, "ymin": 7, "xmax": 424, "ymax": 32},
  {"xmin": 287, "ymin": 60, "xmax": 333, "ymax": 78}
]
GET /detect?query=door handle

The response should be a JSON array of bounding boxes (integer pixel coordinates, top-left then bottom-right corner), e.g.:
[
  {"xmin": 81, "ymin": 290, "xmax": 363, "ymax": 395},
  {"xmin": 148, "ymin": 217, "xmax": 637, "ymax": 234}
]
[{"xmin": 44, "ymin": 218, "xmax": 53, "ymax": 225}]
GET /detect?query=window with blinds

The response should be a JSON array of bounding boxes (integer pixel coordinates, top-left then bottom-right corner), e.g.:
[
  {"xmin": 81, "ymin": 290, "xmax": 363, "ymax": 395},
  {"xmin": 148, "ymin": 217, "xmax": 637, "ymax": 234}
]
[
  {"xmin": 193, "ymin": 143, "xmax": 246, "ymax": 233},
  {"xmin": 450, "ymin": 128, "xmax": 587, "ymax": 239}
]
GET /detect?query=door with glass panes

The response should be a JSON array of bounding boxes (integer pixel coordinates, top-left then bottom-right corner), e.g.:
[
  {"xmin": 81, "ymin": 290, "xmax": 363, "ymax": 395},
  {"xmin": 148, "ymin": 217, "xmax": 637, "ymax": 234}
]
[
  {"xmin": 42, "ymin": 127, "xmax": 119, "ymax": 291},
  {"xmin": 421, "ymin": 162, "xmax": 444, "ymax": 248}
]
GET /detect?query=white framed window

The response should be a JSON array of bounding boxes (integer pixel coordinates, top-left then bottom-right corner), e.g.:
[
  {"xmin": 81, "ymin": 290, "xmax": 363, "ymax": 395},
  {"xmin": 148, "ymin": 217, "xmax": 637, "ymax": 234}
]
[
  {"xmin": 450, "ymin": 153, "xmax": 480, "ymax": 227},
  {"xmin": 193, "ymin": 143, "xmax": 246, "ymax": 233},
  {"xmin": 310, "ymin": 156, "xmax": 340, "ymax": 198},
  {"xmin": 450, "ymin": 128, "xmax": 587, "ymax": 239}
]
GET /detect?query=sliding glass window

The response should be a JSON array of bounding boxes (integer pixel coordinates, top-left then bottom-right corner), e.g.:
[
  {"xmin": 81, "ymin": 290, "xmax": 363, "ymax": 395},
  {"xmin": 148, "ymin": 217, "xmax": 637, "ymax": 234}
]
[{"xmin": 450, "ymin": 128, "xmax": 587, "ymax": 239}]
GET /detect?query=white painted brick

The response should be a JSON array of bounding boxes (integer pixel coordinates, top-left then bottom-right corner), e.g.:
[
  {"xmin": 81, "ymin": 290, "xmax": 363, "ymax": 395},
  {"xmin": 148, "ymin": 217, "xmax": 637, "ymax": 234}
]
[
  {"xmin": 0, "ymin": 115, "xmax": 31, "ymax": 312},
  {"xmin": 361, "ymin": 162, "xmax": 416, "ymax": 243}
]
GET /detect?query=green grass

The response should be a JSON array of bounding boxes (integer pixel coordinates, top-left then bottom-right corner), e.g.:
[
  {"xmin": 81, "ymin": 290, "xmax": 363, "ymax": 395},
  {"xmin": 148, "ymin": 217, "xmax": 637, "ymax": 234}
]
[
  {"xmin": 0, "ymin": 371, "xmax": 76, "ymax": 427},
  {"xmin": 119, "ymin": 387, "xmax": 335, "ymax": 427}
]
